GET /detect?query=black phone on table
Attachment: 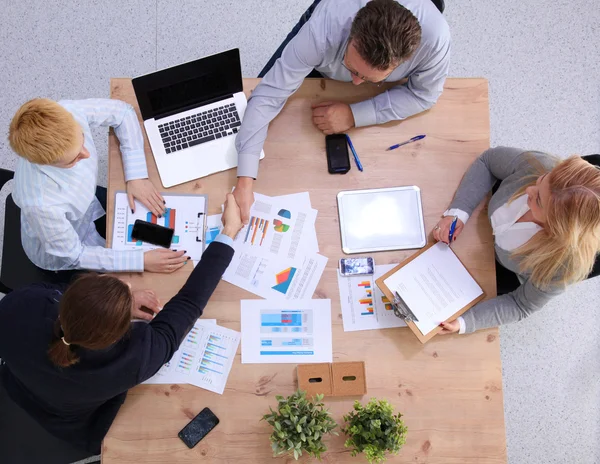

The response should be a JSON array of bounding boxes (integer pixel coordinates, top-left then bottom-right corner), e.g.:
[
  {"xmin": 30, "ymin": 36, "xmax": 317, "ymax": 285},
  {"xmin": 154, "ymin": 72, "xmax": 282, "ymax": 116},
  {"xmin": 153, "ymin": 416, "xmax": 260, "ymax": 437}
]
[
  {"xmin": 325, "ymin": 134, "xmax": 351, "ymax": 174},
  {"xmin": 130, "ymin": 219, "xmax": 174, "ymax": 248},
  {"xmin": 178, "ymin": 407, "xmax": 220, "ymax": 449}
]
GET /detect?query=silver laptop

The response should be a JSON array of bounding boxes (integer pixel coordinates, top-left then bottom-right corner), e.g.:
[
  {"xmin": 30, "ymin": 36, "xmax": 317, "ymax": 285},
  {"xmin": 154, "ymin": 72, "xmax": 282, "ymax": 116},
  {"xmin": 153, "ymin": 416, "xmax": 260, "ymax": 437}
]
[{"xmin": 133, "ymin": 49, "xmax": 264, "ymax": 188}]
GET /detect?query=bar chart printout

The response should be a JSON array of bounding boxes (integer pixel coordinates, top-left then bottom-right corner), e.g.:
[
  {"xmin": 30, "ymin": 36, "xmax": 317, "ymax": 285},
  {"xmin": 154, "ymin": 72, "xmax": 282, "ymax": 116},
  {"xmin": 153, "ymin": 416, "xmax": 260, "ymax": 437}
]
[
  {"xmin": 112, "ymin": 191, "xmax": 207, "ymax": 261},
  {"xmin": 241, "ymin": 299, "xmax": 332, "ymax": 364},
  {"xmin": 337, "ymin": 264, "xmax": 407, "ymax": 332},
  {"xmin": 144, "ymin": 320, "xmax": 240, "ymax": 394}
]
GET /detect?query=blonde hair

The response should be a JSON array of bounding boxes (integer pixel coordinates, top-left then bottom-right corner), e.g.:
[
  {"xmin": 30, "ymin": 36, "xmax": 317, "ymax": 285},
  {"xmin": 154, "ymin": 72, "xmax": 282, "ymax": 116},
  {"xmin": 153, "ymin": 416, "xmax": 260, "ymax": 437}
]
[
  {"xmin": 8, "ymin": 98, "xmax": 80, "ymax": 164},
  {"xmin": 511, "ymin": 156, "xmax": 600, "ymax": 288}
]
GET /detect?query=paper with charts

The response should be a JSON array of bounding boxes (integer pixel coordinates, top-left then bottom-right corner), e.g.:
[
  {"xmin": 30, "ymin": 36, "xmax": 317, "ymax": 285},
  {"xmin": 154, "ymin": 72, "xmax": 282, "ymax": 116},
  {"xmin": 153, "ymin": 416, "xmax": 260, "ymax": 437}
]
[
  {"xmin": 337, "ymin": 264, "xmax": 407, "ymax": 332},
  {"xmin": 383, "ymin": 242, "xmax": 484, "ymax": 335},
  {"xmin": 144, "ymin": 319, "xmax": 240, "ymax": 394},
  {"xmin": 240, "ymin": 299, "xmax": 332, "ymax": 364},
  {"xmin": 112, "ymin": 191, "xmax": 207, "ymax": 261},
  {"xmin": 222, "ymin": 192, "xmax": 327, "ymax": 300}
]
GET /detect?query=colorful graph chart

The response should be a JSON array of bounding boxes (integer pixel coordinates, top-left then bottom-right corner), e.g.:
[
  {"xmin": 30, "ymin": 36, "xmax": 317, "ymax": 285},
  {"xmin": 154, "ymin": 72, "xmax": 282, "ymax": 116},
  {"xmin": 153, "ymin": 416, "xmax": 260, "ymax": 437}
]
[
  {"xmin": 244, "ymin": 216, "xmax": 270, "ymax": 245},
  {"xmin": 176, "ymin": 351, "xmax": 195, "ymax": 374},
  {"xmin": 272, "ymin": 267, "xmax": 297, "ymax": 294},
  {"xmin": 273, "ymin": 209, "xmax": 291, "ymax": 232},
  {"xmin": 356, "ymin": 280, "xmax": 375, "ymax": 315},
  {"xmin": 382, "ymin": 296, "xmax": 393, "ymax": 311},
  {"xmin": 273, "ymin": 219, "xmax": 290, "ymax": 233},
  {"xmin": 205, "ymin": 226, "xmax": 220, "ymax": 245}
]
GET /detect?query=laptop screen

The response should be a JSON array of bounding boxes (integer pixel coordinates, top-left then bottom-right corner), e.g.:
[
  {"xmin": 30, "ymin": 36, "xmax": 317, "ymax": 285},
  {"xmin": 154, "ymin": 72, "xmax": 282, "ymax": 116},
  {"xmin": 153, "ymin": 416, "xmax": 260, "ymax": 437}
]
[{"xmin": 133, "ymin": 49, "xmax": 243, "ymax": 120}]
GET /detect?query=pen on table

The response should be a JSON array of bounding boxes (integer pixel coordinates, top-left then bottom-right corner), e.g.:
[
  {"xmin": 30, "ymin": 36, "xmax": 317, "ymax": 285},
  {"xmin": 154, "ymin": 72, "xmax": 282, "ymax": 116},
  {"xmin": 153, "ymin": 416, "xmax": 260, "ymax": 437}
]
[
  {"xmin": 346, "ymin": 134, "xmax": 363, "ymax": 172},
  {"xmin": 386, "ymin": 134, "xmax": 426, "ymax": 151},
  {"xmin": 448, "ymin": 216, "xmax": 458, "ymax": 245}
]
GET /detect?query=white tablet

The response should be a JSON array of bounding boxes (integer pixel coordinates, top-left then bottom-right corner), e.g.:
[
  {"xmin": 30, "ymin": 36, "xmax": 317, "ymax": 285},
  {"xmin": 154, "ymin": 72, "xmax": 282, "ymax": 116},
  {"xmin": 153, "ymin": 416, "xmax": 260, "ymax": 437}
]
[{"xmin": 337, "ymin": 186, "xmax": 426, "ymax": 254}]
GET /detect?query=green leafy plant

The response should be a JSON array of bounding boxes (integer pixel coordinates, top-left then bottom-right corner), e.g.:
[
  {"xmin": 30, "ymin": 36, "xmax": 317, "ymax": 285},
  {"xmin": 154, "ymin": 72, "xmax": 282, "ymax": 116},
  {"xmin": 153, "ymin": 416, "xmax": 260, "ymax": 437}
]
[
  {"xmin": 342, "ymin": 399, "xmax": 408, "ymax": 464},
  {"xmin": 262, "ymin": 390, "xmax": 338, "ymax": 460}
]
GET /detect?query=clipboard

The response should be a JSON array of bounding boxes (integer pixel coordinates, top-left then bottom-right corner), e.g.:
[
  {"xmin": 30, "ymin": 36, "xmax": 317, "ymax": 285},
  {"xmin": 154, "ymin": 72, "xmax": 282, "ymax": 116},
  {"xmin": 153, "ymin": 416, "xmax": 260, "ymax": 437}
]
[{"xmin": 375, "ymin": 243, "xmax": 486, "ymax": 343}]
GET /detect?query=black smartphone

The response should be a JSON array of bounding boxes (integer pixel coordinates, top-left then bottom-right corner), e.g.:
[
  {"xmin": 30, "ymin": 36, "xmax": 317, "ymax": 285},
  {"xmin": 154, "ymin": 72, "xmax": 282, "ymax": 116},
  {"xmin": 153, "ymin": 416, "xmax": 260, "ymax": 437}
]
[
  {"xmin": 325, "ymin": 134, "xmax": 351, "ymax": 174},
  {"xmin": 130, "ymin": 219, "xmax": 174, "ymax": 248},
  {"xmin": 178, "ymin": 407, "xmax": 220, "ymax": 449}
]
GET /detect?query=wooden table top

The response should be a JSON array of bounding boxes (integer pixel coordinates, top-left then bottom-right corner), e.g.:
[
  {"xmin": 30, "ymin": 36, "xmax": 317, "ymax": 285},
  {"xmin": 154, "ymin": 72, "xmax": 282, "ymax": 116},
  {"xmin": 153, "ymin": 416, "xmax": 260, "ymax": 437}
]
[{"xmin": 103, "ymin": 77, "xmax": 505, "ymax": 463}]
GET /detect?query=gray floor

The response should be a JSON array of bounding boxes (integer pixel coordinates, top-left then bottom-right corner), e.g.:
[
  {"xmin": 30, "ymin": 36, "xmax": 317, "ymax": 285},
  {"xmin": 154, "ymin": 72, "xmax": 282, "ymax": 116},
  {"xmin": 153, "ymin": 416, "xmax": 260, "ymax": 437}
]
[{"xmin": 0, "ymin": 1, "xmax": 598, "ymax": 463}]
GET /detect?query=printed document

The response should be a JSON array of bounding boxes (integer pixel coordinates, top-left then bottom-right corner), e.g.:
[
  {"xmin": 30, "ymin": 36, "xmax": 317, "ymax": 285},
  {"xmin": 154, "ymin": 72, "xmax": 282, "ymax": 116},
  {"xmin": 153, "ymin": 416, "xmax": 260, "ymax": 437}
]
[
  {"xmin": 240, "ymin": 299, "xmax": 332, "ymax": 364},
  {"xmin": 383, "ymin": 242, "xmax": 483, "ymax": 335}
]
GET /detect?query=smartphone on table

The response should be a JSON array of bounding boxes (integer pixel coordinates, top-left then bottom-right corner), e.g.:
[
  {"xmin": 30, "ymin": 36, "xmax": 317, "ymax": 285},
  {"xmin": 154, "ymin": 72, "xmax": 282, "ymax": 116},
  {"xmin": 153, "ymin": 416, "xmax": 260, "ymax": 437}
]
[
  {"xmin": 339, "ymin": 257, "xmax": 375, "ymax": 276},
  {"xmin": 130, "ymin": 219, "xmax": 174, "ymax": 248},
  {"xmin": 325, "ymin": 134, "xmax": 351, "ymax": 174},
  {"xmin": 178, "ymin": 407, "xmax": 220, "ymax": 449}
]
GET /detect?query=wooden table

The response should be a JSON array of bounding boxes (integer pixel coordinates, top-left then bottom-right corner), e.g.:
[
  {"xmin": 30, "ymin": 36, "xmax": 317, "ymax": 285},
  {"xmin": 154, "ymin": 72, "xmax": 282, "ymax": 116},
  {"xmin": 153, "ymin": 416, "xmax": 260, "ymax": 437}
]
[{"xmin": 103, "ymin": 78, "xmax": 506, "ymax": 463}]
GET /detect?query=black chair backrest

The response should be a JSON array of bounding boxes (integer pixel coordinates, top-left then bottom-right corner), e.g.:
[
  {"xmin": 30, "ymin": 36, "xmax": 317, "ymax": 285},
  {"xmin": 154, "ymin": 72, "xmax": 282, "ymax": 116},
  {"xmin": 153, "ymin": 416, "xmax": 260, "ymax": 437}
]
[
  {"xmin": 0, "ymin": 169, "xmax": 14, "ymax": 192},
  {"xmin": 431, "ymin": 0, "xmax": 445, "ymax": 13}
]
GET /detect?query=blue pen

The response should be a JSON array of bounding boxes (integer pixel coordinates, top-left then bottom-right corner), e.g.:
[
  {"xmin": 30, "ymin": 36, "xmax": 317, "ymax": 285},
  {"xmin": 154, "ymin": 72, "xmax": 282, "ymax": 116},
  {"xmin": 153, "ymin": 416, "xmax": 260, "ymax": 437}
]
[
  {"xmin": 448, "ymin": 216, "xmax": 458, "ymax": 245},
  {"xmin": 386, "ymin": 134, "xmax": 426, "ymax": 151},
  {"xmin": 346, "ymin": 134, "xmax": 363, "ymax": 172}
]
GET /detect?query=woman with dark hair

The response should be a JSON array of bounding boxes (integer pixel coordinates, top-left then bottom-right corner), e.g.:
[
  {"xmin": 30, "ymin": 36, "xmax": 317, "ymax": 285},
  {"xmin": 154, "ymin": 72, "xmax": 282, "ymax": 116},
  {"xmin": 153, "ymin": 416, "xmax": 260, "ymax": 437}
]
[{"xmin": 0, "ymin": 193, "xmax": 243, "ymax": 455}]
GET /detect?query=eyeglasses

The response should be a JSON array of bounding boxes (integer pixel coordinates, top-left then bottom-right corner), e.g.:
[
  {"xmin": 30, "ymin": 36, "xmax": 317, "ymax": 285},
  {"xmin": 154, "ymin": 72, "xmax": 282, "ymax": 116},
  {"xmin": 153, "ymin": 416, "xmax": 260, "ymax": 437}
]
[{"xmin": 341, "ymin": 54, "xmax": 392, "ymax": 88}]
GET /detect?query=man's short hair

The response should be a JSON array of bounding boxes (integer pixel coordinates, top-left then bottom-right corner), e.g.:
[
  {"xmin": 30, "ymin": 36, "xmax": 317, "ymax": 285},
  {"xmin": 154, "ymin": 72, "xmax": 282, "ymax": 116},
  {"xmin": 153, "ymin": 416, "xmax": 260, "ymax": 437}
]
[
  {"xmin": 8, "ymin": 98, "xmax": 80, "ymax": 164},
  {"xmin": 350, "ymin": 0, "xmax": 422, "ymax": 71}
]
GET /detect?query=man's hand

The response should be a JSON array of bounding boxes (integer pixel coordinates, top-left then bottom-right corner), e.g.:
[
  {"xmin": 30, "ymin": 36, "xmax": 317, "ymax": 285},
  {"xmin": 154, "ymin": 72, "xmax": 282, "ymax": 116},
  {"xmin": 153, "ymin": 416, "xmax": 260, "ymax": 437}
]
[
  {"xmin": 132, "ymin": 289, "xmax": 161, "ymax": 321},
  {"xmin": 126, "ymin": 179, "xmax": 166, "ymax": 217},
  {"xmin": 144, "ymin": 249, "xmax": 190, "ymax": 273},
  {"xmin": 222, "ymin": 193, "xmax": 244, "ymax": 239},
  {"xmin": 233, "ymin": 177, "xmax": 254, "ymax": 225},
  {"xmin": 312, "ymin": 101, "xmax": 355, "ymax": 135},
  {"xmin": 438, "ymin": 320, "xmax": 460, "ymax": 335}
]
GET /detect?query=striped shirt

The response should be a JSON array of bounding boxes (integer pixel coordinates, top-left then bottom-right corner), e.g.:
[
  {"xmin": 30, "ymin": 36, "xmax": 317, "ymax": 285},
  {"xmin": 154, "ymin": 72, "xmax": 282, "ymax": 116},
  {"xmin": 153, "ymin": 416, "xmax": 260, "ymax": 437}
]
[{"xmin": 12, "ymin": 99, "xmax": 149, "ymax": 272}]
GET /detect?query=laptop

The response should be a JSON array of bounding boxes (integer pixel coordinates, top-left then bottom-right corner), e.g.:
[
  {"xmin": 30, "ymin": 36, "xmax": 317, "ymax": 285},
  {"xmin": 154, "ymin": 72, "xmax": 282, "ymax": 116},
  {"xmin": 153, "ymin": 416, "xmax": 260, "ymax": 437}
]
[{"xmin": 133, "ymin": 49, "xmax": 264, "ymax": 188}]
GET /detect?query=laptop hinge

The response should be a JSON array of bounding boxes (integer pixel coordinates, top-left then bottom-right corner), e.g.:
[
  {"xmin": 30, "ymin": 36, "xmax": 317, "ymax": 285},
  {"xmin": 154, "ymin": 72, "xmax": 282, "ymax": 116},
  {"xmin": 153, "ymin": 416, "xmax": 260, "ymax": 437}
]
[{"xmin": 154, "ymin": 93, "xmax": 235, "ymax": 121}]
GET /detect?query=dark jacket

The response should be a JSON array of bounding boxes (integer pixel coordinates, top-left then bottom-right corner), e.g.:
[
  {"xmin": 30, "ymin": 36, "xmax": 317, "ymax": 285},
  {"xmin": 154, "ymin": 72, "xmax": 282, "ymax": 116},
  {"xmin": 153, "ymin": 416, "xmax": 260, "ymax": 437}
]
[{"xmin": 0, "ymin": 241, "xmax": 234, "ymax": 453}]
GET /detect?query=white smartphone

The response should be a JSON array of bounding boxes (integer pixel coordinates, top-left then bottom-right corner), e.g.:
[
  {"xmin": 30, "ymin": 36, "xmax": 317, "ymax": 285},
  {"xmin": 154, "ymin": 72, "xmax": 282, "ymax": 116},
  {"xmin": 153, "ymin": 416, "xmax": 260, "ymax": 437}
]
[{"xmin": 339, "ymin": 257, "xmax": 375, "ymax": 276}]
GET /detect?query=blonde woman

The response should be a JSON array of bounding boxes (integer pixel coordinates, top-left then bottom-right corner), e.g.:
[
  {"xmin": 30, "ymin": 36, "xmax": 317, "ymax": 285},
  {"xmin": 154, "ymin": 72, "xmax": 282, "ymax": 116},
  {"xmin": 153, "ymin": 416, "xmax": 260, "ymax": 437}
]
[{"xmin": 431, "ymin": 147, "xmax": 600, "ymax": 334}]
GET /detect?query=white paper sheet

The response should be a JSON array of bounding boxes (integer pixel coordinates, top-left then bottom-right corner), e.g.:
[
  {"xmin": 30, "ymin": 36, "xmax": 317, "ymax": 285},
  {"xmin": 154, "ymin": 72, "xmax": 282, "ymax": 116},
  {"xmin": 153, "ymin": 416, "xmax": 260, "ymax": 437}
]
[
  {"xmin": 240, "ymin": 299, "xmax": 332, "ymax": 364},
  {"xmin": 112, "ymin": 192, "xmax": 206, "ymax": 261},
  {"xmin": 223, "ymin": 251, "xmax": 328, "ymax": 300},
  {"xmin": 144, "ymin": 319, "xmax": 240, "ymax": 394},
  {"xmin": 383, "ymin": 242, "xmax": 484, "ymax": 335},
  {"xmin": 337, "ymin": 265, "xmax": 407, "ymax": 332}
]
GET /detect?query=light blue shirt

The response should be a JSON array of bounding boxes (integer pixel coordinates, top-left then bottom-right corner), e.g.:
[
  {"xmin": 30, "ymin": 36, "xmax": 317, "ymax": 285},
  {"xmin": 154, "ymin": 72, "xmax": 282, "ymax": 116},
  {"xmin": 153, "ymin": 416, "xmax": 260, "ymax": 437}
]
[
  {"xmin": 13, "ymin": 99, "xmax": 149, "ymax": 272},
  {"xmin": 236, "ymin": 0, "xmax": 451, "ymax": 178}
]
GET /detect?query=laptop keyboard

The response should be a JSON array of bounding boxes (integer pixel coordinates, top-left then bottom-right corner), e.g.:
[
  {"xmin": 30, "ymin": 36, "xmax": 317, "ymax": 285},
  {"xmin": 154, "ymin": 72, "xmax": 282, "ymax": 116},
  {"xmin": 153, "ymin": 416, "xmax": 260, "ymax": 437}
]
[{"xmin": 157, "ymin": 103, "xmax": 241, "ymax": 154}]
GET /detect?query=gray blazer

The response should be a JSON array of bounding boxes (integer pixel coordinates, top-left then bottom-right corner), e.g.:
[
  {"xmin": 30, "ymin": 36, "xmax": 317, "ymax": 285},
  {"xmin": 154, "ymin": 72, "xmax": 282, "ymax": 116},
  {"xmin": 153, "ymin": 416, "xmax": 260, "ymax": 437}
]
[{"xmin": 449, "ymin": 146, "xmax": 565, "ymax": 333}]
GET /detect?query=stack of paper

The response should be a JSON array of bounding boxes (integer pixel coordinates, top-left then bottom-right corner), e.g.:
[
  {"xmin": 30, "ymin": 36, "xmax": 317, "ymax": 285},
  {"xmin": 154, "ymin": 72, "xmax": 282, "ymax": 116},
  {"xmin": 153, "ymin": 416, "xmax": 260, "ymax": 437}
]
[
  {"xmin": 144, "ymin": 319, "xmax": 240, "ymax": 395},
  {"xmin": 208, "ymin": 192, "xmax": 328, "ymax": 300}
]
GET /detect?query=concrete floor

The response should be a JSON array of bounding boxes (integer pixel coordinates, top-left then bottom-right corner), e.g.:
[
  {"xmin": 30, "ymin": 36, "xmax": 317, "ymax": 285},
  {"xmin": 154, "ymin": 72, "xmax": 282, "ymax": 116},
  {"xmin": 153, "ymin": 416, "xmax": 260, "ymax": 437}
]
[{"xmin": 0, "ymin": 1, "xmax": 598, "ymax": 463}]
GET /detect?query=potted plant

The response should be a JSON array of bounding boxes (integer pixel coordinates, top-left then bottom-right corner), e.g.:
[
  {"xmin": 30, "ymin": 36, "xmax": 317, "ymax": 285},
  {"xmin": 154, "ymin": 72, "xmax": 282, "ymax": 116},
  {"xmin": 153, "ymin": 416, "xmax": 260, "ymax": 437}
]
[
  {"xmin": 342, "ymin": 399, "xmax": 408, "ymax": 464},
  {"xmin": 262, "ymin": 390, "xmax": 338, "ymax": 460}
]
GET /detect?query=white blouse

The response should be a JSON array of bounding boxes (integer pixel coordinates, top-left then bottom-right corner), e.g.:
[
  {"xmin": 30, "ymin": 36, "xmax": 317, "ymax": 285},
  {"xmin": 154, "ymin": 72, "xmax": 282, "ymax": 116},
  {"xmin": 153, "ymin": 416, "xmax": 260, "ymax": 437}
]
[{"xmin": 444, "ymin": 194, "xmax": 543, "ymax": 334}]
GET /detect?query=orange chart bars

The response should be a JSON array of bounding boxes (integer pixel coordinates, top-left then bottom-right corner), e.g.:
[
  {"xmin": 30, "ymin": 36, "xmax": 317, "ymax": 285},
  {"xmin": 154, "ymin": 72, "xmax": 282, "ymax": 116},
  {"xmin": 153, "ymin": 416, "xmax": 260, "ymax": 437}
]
[
  {"xmin": 382, "ymin": 295, "xmax": 393, "ymax": 311},
  {"xmin": 243, "ymin": 216, "xmax": 270, "ymax": 246}
]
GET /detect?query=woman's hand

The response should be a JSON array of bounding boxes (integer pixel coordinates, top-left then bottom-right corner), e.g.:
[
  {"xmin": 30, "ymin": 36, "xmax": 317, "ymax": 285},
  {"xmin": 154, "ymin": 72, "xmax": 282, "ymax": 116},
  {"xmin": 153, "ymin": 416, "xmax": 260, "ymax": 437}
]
[
  {"xmin": 132, "ymin": 289, "xmax": 161, "ymax": 321},
  {"xmin": 126, "ymin": 179, "xmax": 166, "ymax": 218},
  {"xmin": 222, "ymin": 193, "xmax": 244, "ymax": 239},
  {"xmin": 438, "ymin": 320, "xmax": 460, "ymax": 335},
  {"xmin": 432, "ymin": 216, "xmax": 464, "ymax": 244}
]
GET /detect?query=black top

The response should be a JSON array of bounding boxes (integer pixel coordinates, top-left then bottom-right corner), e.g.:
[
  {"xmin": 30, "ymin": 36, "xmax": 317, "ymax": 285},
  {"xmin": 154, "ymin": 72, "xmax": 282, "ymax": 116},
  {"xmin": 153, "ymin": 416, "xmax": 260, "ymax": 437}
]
[{"xmin": 0, "ymin": 241, "xmax": 234, "ymax": 453}]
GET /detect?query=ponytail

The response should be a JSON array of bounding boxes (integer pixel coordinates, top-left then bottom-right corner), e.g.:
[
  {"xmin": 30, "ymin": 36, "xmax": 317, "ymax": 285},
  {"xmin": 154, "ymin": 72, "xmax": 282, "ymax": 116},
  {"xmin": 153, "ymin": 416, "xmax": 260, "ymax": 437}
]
[
  {"xmin": 46, "ymin": 273, "xmax": 134, "ymax": 368},
  {"xmin": 48, "ymin": 319, "xmax": 80, "ymax": 367}
]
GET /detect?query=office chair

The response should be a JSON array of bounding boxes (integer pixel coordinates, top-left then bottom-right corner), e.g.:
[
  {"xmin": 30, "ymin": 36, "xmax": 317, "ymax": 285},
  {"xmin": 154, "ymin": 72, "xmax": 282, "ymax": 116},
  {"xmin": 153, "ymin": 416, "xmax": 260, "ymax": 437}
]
[
  {"xmin": 0, "ymin": 168, "xmax": 56, "ymax": 293},
  {"xmin": 431, "ymin": 0, "xmax": 445, "ymax": 13}
]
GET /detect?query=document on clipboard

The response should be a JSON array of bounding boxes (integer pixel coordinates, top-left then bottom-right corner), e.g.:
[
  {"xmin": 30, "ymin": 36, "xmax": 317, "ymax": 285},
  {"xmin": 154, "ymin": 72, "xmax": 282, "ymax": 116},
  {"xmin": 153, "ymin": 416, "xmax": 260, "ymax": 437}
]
[{"xmin": 375, "ymin": 242, "xmax": 485, "ymax": 343}]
